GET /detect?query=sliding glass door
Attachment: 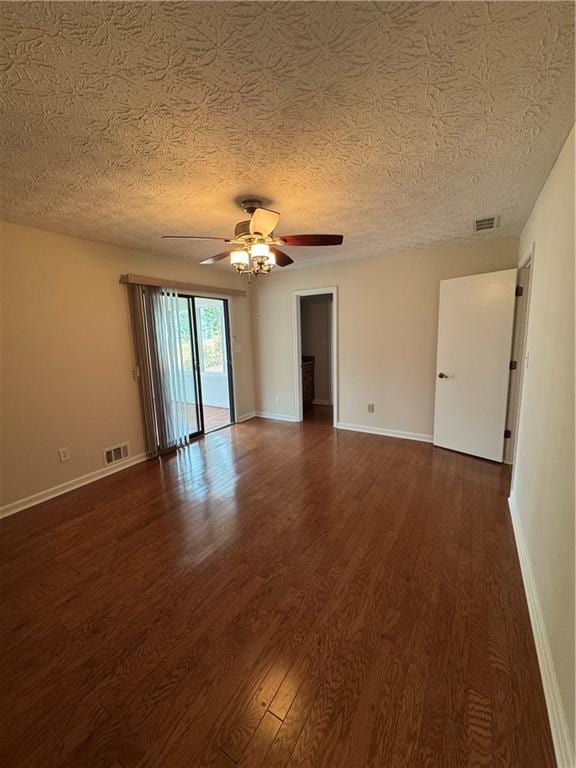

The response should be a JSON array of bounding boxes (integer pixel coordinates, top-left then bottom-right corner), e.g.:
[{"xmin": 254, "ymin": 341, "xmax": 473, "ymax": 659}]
[
  {"xmin": 194, "ymin": 297, "xmax": 235, "ymax": 433},
  {"xmin": 175, "ymin": 295, "xmax": 234, "ymax": 436},
  {"xmin": 175, "ymin": 296, "xmax": 203, "ymax": 438},
  {"xmin": 128, "ymin": 286, "xmax": 235, "ymax": 455}
]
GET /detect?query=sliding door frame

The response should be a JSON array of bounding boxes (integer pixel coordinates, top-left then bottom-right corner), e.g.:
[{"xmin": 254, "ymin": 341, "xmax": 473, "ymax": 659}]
[
  {"xmin": 222, "ymin": 298, "xmax": 236, "ymax": 424},
  {"xmin": 179, "ymin": 293, "xmax": 236, "ymax": 437},
  {"xmin": 196, "ymin": 296, "xmax": 235, "ymax": 430},
  {"xmin": 185, "ymin": 296, "xmax": 206, "ymax": 437}
]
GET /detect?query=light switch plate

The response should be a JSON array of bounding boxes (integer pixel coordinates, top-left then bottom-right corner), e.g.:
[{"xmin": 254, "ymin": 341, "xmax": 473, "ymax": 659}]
[{"xmin": 58, "ymin": 446, "xmax": 71, "ymax": 462}]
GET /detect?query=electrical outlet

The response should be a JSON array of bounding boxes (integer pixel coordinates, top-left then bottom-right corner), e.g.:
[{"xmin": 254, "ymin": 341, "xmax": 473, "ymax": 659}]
[
  {"xmin": 58, "ymin": 446, "xmax": 71, "ymax": 462},
  {"xmin": 368, "ymin": 403, "xmax": 375, "ymax": 413}
]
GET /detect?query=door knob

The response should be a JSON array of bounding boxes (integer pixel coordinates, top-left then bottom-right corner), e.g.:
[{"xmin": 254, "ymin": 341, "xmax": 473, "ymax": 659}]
[{"xmin": 438, "ymin": 372, "xmax": 448, "ymax": 379}]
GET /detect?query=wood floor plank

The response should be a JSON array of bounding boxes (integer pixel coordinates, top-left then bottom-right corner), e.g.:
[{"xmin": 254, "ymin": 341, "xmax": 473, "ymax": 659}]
[
  {"xmin": 237, "ymin": 710, "xmax": 283, "ymax": 767},
  {"xmin": 0, "ymin": 408, "xmax": 555, "ymax": 767},
  {"xmin": 264, "ymin": 673, "xmax": 321, "ymax": 768}
]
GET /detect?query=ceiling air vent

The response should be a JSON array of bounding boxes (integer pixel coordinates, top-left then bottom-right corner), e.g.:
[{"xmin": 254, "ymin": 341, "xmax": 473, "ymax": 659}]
[
  {"xmin": 474, "ymin": 215, "xmax": 500, "ymax": 233},
  {"xmin": 104, "ymin": 443, "xmax": 129, "ymax": 466}
]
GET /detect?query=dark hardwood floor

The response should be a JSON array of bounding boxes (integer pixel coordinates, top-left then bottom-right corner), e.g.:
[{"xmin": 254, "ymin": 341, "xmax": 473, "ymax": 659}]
[{"xmin": 0, "ymin": 414, "xmax": 555, "ymax": 767}]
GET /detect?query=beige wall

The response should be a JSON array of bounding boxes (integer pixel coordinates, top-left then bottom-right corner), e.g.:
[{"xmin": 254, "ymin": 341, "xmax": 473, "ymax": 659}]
[
  {"xmin": 252, "ymin": 238, "xmax": 518, "ymax": 435},
  {"xmin": 0, "ymin": 221, "xmax": 255, "ymax": 508},
  {"xmin": 301, "ymin": 294, "xmax": 332, "ymax": 404},
  {"xmin": 512, "ymin": 126, "xmax": 575, "ymax": 751}
]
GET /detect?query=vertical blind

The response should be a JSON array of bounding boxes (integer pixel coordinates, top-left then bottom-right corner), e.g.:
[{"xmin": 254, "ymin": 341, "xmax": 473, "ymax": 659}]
[{"xmin": 129, "ymin": 284, "xmax": 193, "ymax": 456}]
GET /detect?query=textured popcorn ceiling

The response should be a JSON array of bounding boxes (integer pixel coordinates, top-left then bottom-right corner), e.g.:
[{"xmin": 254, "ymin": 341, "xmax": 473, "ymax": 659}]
[{"xmin": 0, "ymin": 2, "xmax": 574, "ymax": 268}]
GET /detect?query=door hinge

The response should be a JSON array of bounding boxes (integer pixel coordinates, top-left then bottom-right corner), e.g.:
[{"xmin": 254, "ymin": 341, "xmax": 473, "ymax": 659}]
[
  {"xmin": 504, "ymin": 429, "xmax": 512, "ymax": 439},
  {"xmin": 509, "ymin": 360, "xmax": 517, "ymax": 370},
  {"xmin": 515, "ymin": 285, "xmax": 524, "ymax": 297}
]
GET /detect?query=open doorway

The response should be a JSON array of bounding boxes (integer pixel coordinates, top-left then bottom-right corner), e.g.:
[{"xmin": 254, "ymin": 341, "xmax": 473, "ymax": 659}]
[{"xmin": 293, "ymin": 289, "xmax": 337, "ymax": 425}]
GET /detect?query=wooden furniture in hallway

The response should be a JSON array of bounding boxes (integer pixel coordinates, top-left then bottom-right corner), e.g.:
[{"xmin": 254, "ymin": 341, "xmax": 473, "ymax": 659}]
[
  {"xmin": 301, "ymin": 356, "xmax": 315, "ymax": 407},
  {"xmin": 0, "ymin": 417, "xmax": 555, "ymax": 767}
]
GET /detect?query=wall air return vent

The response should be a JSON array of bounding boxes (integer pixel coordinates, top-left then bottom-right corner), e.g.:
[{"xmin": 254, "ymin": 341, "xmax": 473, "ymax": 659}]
[
  {"xmin": 474, "ymin": 215, "xmax": 500, "ymax": 233},
  {"xmin": 103, "ymin": 443, "xmax": 129, "ymax": 465}
]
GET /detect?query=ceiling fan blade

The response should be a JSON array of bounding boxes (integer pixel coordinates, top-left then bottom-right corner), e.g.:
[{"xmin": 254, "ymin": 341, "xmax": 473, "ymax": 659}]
[
  {"xmin": 279, "ymin": 234, "xmax": 343, "ymax": 247},
  {"xmin": 250, "ymin": 207, "xmax": 280, "ymax": 237},
  {"xmin": 161, "ymin": 235, "xmax": 230, "ymax": 241},
  {"xmin": 270, "ymin": 247, "xmax": 294, "ymax": 267},
  {"xmin": 199, "ymin": 251, "xmax": 231, "ymax": 265}
]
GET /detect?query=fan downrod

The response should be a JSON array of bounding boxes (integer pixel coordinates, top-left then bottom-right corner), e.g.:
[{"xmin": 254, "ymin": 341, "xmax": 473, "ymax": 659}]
[{"xmin": 239, "ymin": 198, "xmax": 263, "ymax": 215}]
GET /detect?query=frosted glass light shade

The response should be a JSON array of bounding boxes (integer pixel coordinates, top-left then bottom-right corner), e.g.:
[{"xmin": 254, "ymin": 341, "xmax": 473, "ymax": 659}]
[
  {"xmin": 251, "ymin": 243, "xmax": 271, "ymax": 258},
  {"xmin": 230, "ymin": 250, "xmax": 249, "ymax": 266}
]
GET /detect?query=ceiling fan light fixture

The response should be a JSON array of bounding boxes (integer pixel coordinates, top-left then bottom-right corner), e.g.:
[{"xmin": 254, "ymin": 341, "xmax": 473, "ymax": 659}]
[{"xmin": 165, "ymin": 200, "xmax": 342, "ymax": 274}]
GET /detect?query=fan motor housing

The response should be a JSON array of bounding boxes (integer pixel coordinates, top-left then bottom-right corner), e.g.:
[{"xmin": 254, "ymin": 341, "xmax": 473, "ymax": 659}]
[{"xmin": 234, "ymin": 220, "xmax": 252, "ymax": 240}]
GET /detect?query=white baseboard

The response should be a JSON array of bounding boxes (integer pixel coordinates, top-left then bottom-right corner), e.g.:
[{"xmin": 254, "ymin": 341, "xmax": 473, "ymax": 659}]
[
  {"xmin": 508, "ymin": 494, "xmax": 574, "ymax": 768},
  {"xmin": 336, "ymin": 422, "xmax": 433, "ymax": 444},
  {"xmin": 0, "ymin": 453, "xmax": 148, "ymax": 520},
  {"xmin": 255, "ymin": 411, "xmax": 299, "ymax": 423},
  {"xmin": 312, "ymin": 399, "xmax": 332, "ymax": 406},
  {"xmin": 236, "ymin": 411, "xmax": 256, "ymax": 423}
]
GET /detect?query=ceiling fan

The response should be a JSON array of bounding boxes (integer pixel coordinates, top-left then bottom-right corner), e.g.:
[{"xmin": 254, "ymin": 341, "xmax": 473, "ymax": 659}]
[{"xmin": 161, "ymin": 198, "xmax": 344, "ymax": 277}]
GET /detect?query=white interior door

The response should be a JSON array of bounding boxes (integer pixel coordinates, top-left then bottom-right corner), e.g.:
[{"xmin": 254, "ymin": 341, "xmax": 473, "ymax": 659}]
[{"xmin": 433, "ymin": 269, "xmax": 517, "ymax": 462}]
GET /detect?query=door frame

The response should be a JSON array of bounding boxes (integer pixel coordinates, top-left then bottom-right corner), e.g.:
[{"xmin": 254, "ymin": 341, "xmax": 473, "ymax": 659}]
[
  {"xmin": 193, "ymin": 295, "xmax": 236, "ymax": 431},
  {"xmin": 221, "ymin": 298, "xmax": 236, "ymax": 424},
  {"xmin": 292, "ymin": 287, "xmax": 338, "ymax": 425},
  {"xmin": 180, "ymin": 291, "xmax": 237, "ymax": 435},
  {"xmin": 510, "ymin": 241, "xmax": 535, "ymax": 491},
  {"xmin": 186, "ymin": 296, "xmax": 206, "ymax": 437}
]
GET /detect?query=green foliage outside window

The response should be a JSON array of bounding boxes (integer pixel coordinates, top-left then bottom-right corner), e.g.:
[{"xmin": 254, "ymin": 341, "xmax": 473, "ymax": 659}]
[
  {"xmin": 200, "ymin": 306, "xmax": 224, "ymax": 371},
  {"xmin": 178, "ymin": 307, "xmax": 193, "ymax": 370},
  {"xmin": 176, "ymin": 301, "xmax": 224, "ymax": 373}
]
